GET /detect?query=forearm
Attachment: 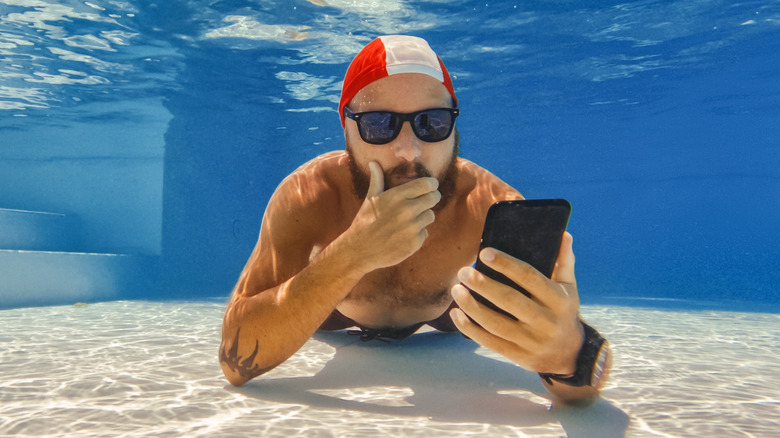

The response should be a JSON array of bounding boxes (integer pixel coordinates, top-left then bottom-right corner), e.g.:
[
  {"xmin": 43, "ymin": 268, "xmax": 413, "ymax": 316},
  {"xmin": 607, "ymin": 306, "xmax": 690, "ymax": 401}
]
[{"xmin": 220, "ymin": 234, "xmax": 370, "ymax": 386}]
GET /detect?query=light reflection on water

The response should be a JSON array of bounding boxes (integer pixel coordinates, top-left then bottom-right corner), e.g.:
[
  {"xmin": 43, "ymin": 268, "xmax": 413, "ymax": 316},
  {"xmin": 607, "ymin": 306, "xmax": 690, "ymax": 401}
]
[
  {"xmin": 2, "ymin": 300, "xmax": 779, "ymax": 437},
  {"xmin": 2, "ymin": 0, "xmax": 778, "ymax": 114}
]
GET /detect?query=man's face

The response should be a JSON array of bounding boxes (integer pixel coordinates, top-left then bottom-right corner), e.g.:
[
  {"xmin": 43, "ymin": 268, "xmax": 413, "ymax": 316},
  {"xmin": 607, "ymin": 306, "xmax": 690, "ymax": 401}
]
[{"xmin": 344, "ymin": 73, "xmax": 458, "ymax": 200}]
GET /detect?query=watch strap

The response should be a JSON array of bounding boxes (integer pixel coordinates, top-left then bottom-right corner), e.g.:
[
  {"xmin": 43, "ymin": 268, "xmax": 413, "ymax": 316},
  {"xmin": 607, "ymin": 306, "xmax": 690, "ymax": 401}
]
[{"xmin": 539, "ymin": 322, "xmax": 608, "ymax": 387}]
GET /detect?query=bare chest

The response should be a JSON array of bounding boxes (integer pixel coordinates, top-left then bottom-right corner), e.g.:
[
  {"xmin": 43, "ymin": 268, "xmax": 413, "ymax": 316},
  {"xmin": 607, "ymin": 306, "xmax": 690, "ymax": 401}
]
[{"xmin": 337, "ymin": 227, "xmax": 479, "ymax": 328}]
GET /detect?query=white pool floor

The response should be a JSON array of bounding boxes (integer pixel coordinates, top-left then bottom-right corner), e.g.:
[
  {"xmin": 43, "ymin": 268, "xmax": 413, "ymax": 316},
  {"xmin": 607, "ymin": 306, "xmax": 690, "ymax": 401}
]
[{"xmin": 1, "ymin": 301, "xmax": 778, "ymax": 437}]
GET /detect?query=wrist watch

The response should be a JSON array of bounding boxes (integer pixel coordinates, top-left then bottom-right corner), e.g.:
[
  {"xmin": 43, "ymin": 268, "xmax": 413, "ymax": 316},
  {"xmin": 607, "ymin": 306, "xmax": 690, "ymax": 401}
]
[{"xmin": 539, "ymin": 322, "xmax": 610, "ymax": 388}]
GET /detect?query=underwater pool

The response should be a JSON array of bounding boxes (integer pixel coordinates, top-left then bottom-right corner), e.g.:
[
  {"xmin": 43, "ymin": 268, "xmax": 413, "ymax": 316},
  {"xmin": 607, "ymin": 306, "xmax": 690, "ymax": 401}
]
[{"xmin": 1, "ymin": 0, "xmax": 779, "ymax": 436}]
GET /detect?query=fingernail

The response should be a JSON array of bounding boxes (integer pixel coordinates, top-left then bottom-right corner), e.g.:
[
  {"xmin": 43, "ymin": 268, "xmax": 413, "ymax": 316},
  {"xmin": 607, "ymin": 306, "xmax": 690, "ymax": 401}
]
[
  {"xmin": 451, "ymin": 284, "xmax": 466, "ymax": 300},
  {"xmin": 481, "ymin": 248, "xmax": 496, "ymax": 262},
  {"xmin": 457, "ymin": 267, "xmax": 472, "ymax": 282},
  {"xmin": 450, "ymin": 308, "xmax": 466, "ymax": 325}
]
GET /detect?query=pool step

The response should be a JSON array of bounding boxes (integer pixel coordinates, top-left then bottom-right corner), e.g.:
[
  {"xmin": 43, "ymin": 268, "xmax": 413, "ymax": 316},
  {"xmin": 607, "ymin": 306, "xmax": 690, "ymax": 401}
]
[
  {"xmin": 0, "ymin": 208, "xmax": 79, "ymax": 252},
  {"xmin": 0, "ymin": 207, "xmax": 159, "ymax": 309},
  {"xmin": 0, "ymin": 249, "xmax": 158, "ymax": 309}
]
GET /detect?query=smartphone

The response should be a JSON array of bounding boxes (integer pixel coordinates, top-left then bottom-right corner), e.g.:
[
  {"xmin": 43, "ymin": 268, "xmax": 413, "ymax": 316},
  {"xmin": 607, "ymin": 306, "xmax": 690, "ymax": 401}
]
[{"xmin": 469, "ymin": 199, "xmax": 571, "ymax": 319}]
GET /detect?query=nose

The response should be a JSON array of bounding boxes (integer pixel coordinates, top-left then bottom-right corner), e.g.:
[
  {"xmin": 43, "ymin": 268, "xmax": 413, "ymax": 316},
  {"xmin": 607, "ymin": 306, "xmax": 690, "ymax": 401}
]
[{"xmin": 392, "ymin": 121, "xmax": 421, "ymax": 162}]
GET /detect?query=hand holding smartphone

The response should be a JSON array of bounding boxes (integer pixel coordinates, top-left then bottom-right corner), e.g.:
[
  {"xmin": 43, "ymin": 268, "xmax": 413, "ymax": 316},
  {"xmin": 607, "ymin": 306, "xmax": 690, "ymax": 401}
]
[{"xmin": 469, "ymin": 199, "xmax": 571, "ymax": 319}]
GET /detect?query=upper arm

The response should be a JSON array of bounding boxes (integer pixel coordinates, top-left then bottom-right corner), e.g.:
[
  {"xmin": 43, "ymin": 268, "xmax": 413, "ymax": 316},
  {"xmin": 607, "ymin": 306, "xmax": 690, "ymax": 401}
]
[{"xmin": 232, "ymin": 171, "xmax": 334, "ymax": 300}]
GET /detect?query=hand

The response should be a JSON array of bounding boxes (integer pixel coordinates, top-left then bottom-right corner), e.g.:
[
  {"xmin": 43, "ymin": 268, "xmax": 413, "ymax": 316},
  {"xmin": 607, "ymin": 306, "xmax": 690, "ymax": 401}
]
[
  {"xmin": 345, "ymin": 161, "xmax": 441, "ymax": 271},
  {"xmin": 450, "ymin": 232, "xmax": 584, "ymax": 375}
]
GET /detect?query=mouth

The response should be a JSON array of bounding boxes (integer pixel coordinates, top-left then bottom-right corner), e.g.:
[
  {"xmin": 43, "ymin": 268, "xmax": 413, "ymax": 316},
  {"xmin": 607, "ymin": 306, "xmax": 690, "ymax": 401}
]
[
  {"xmin": 386, "ymin": 162, "xmax": 431, "ymax": 187},
  {"xmin": 395, "ymin": 173, "xmax": 419, "ymax": 182},
  {"xmin": 388, "ymin": 172, "xmax": 423, "ymax": 187}
]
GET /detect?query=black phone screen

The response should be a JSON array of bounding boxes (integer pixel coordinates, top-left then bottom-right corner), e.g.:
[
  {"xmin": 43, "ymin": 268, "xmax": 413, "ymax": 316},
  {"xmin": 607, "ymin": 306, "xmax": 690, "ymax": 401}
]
[{"xmin": 470, "ymin": 199, "xmax": 571, "ymax": 319}]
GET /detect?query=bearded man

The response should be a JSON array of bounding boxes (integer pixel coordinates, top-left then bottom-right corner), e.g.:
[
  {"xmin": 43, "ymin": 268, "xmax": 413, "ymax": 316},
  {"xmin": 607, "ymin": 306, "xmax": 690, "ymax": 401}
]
[{"xmin": 220, "ymin": 35, "xmax": 610, "ymax": 403}]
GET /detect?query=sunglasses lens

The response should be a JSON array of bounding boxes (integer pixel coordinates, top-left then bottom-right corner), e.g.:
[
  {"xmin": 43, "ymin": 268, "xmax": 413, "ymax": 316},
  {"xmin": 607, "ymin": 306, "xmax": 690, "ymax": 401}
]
[
  {"xmin": 357, "ymin": 112, "xmax": 399, "ymax": 144},
  {"xmin": 413, "ymin": 109, "xmax": 455, "ymax": 142},
  {"xmin": 352, "ymin": 108, "xmax": 457, "ymax": 145}
]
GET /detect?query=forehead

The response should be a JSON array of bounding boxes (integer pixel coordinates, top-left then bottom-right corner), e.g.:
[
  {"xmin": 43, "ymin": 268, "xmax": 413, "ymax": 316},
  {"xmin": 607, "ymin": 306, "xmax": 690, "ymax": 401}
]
[{"xmin": 349, "ymin": 73, "xmax": 452, "ymax": 112}]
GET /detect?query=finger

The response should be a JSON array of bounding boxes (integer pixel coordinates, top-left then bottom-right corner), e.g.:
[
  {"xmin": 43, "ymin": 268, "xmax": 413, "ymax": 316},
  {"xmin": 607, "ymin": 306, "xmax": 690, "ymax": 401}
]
[
  {"xmin": 448, "ymin": 299, "xmax": 535, "ymax": 367},
  {"xmin": 478, "ymin": 248, "xmax": 562, "ymax": 308},
  {"xmin": 551, "ymin": 232, "xmax": 576, "ymax": 285},
  {"xmin": 456, "ymin": 268, "xmax": 554, "ymax": 334},
  {"xmin": 405, "ymin": 190, "xmax": 441, "ymax": 218},
  {"xmin": 456, "ymin": 266, "xmax": 532, "ymax": 312},
  {"xmin": 391, "ymin": 176, "xmax": 439, "ymax": 199},
  {"xmin": 414, "ymin": 208, "xmax": 436, "ymax": 229},
  {"xmin": 417, "ymin": 227, "xmax": 429, "ymax": 244},
  {"xmin": 450, "ymin": 284, "xmax": 506, "ymax": 331},
  {"xmin": 451, "ymin": 283, "xmax": 524, "ymax": 334},
  {"xmin": 366, "ymin": 161, "xmax": 384, "ymax": 198}
]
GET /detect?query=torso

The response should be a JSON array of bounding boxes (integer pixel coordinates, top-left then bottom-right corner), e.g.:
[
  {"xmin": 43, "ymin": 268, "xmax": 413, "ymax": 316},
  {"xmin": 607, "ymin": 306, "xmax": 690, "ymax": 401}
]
[
  {"xmin": 280, "ymin": 151, "xmax": 521, "ymax": 330},
  {"xmin": 336, "ymin": 205, "xmax": 480, "ymax": 328}
]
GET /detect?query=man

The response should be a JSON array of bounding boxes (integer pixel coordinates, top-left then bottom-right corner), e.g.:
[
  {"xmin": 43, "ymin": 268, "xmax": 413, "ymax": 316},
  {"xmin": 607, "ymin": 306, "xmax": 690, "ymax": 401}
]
[{"xmin": 220, "ymin": 35, "xmax": 610, "ymax": 403}]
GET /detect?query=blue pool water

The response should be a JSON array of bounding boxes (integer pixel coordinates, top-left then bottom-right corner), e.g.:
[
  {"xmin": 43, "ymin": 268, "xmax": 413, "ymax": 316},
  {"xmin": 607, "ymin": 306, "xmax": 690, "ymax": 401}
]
[
  {"xmin": 1, "ymin": 0, "xmax": 779, "ymax": 310},
  {"xmin": 0, "ymin": 0, "xmax": 780, "ymax": 304},
  {"xmin": 3, "ymin": 0, "xmax": 778, "ymax": 311}
]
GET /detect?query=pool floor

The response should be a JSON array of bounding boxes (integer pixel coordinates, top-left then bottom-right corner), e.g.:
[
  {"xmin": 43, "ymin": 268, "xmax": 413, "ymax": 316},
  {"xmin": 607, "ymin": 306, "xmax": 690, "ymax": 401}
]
[{"xmin": 1, "ymin": 301, "xmax": 778, "ymax": 437}]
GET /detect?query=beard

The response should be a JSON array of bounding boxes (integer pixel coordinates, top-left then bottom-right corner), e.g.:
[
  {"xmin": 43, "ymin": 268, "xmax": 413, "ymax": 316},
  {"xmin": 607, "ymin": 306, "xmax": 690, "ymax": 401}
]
[{"xmin": 346, "ymin": 129, "xmax": 459, "ymax": 212}]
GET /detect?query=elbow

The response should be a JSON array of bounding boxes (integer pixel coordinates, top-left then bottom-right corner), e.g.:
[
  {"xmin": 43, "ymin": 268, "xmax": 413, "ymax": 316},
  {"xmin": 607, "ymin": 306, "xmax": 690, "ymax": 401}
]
[
  {"xmin": 222, "ymin": 365, "xmax": 249, "ymax": 387},
  {"xmin": 219, "ymin": 332, "xmax": 278, "ymax": 387},
  {"xmin": 219, "ymin": 353, "xmax": 278, "ymax": 387},
  {"xmin": 221, "ymin": 362, "xmax": 257, "ymax": 387}
]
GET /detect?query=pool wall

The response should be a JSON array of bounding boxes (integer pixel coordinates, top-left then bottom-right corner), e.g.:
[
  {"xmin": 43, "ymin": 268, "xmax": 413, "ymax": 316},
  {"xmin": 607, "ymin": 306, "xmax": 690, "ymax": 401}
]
[{"xmin": 1, "ymin": 0, "xmax": 778, "ymax": 311}]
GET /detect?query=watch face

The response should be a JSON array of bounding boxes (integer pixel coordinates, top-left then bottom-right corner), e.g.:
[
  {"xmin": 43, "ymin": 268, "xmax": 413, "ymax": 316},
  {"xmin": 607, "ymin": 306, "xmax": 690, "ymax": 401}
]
[{"xmin": 591, "ymin": 343, "xmax": 610, "ymax": 388}]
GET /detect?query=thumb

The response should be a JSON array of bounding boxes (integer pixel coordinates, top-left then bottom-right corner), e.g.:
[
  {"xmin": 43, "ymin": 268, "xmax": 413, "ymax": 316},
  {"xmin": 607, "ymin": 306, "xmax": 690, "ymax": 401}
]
[
  {"xmin": 366, "ymin": 161, "xmax": 384, "ymax": 198},
  {"xmin": 551, "ymin": 232, "xmax": 576, "ymax": 285}
]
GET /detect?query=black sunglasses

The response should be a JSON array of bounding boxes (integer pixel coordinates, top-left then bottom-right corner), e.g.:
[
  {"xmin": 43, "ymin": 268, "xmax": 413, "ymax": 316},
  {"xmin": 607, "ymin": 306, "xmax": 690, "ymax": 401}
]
[{"xmin": 344, "ymin": 107, "xmax": 459, "ymax": 145}]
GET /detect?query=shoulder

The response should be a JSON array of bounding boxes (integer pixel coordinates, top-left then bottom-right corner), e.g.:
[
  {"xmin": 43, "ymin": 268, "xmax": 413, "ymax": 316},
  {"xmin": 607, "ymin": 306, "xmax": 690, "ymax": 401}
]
[
  {"xmin": 251, "ymin": 151, "xmax": 353, "ymax": 281},
  {"xmin": 268, "ymin": 151, "xmax": 352, "ymax": 216},
  {"xmin": 454, "ymin": 158, "xmax": 524, "ymax": 209},
  {"xmin": 277, "ymin": 151, "xmax": 349, "ymax": 195},
  {"xmin": 231, "ymin": 152, "xmax": 353, "ymax": 299}
]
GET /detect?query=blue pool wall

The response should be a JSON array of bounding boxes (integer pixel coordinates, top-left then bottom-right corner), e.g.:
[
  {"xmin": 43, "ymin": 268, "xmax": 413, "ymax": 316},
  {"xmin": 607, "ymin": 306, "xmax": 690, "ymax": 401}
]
[
  {"xmin": 160, "ymin": 30, "xmax": 780, "ymax": 309},
  {"xmin": 1, "ymin": 1, "xmax": 778, "ymax": 311}
]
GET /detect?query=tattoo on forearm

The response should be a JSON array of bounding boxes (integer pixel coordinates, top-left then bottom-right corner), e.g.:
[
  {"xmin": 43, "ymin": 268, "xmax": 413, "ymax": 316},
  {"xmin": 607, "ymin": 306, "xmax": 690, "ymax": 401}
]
[{"xmin": 220, "ymin": 328, "xmax": 269, "ymax": 380}]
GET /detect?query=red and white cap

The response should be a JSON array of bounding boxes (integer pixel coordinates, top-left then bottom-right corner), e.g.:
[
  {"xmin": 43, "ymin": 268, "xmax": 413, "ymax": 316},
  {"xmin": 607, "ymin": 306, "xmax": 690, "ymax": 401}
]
[{"xmin": 339, "ymin": 35, "xmax": 458, "ymax": 127}]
